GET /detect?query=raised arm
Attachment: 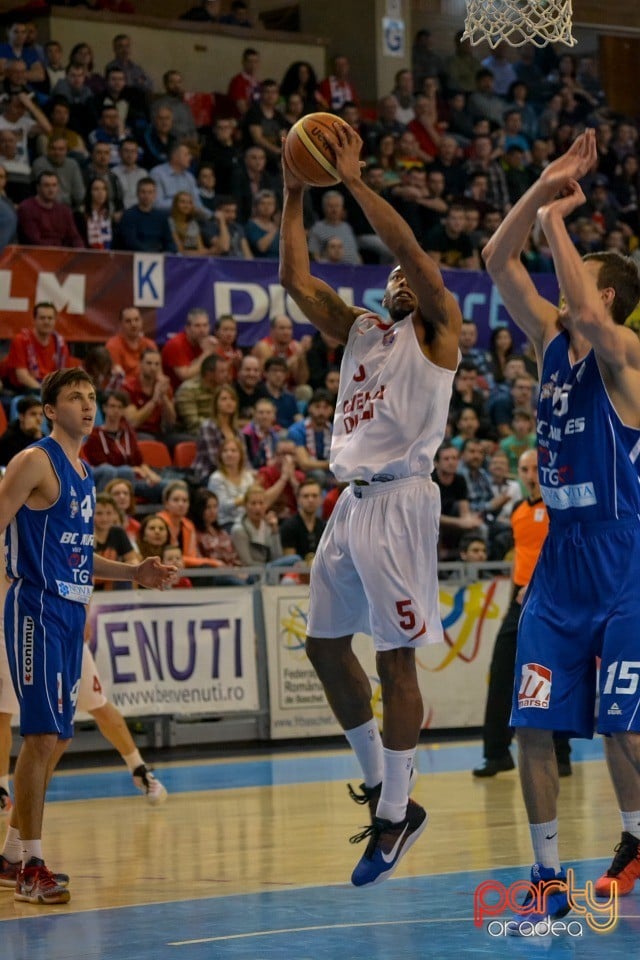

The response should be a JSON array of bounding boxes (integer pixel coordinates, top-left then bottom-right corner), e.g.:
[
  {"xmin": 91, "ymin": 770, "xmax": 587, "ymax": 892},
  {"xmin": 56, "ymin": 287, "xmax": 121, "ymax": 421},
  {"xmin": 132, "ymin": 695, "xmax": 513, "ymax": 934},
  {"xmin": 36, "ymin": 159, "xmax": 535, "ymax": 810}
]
[
  {"xmin": 330, "ymin": 124, "xmax": 461, "ymax": 367},
  {"xmin": 482, "ymin": 129, "xmax": 598, "ymax": 365},
  {"xmin": 279, "ymin": 164, "xmax": 363, "ymax": 345},
  {"xmin": 537, "ymin": 179, "xmax": 640, "ymax": 427}
]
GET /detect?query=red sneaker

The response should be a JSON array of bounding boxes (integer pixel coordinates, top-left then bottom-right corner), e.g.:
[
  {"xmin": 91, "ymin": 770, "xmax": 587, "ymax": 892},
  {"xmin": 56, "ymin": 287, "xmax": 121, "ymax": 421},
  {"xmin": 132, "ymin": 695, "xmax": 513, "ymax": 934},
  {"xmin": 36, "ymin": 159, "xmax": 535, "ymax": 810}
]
[
  {"xmin": 14, "ymin": 858, "xmax": 70, "ymax": 904},
  {"xmin": 595, "ymin": 832, "xmax": 640, "ymax": 897}
]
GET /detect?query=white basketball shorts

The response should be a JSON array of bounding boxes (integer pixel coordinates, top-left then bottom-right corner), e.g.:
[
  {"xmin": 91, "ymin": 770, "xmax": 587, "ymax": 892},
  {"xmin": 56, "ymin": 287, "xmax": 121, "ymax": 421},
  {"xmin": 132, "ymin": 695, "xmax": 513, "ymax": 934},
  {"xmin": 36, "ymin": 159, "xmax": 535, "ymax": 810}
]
[
  {"xmin": 76, "ymin": 643, "xmax": 108, "ymax": 713},
  {"xmin": 307, "ymin": 476, "xmax": 444, "ymax": 651}
]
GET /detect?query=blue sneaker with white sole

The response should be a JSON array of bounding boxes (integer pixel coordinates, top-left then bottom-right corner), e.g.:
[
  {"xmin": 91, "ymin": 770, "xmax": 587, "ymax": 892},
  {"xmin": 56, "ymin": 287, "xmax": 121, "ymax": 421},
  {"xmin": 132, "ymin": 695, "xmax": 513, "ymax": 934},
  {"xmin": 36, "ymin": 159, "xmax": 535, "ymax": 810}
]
[
  {"xmin": 350, "ymin": 798, "xmax": 428, "ymax": 887},
  {"xmin": 506, "ymin": 863, "xmax": 570, "ymax": 936}
]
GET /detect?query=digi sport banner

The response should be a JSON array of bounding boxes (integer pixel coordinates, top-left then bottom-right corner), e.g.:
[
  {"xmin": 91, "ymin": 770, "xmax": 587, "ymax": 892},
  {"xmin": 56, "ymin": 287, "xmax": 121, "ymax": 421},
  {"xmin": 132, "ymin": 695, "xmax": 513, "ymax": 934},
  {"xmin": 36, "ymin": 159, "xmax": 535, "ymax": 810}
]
[{"xmin": 0, "ymin": 245, "xmax": 560, "ymax": 348}]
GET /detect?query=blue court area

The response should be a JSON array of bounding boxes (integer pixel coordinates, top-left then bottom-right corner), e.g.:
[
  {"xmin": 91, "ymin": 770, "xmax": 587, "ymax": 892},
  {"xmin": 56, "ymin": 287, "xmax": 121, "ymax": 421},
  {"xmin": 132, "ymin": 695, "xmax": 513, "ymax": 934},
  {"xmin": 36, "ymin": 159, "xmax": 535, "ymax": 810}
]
[{"xmin": 3, "ymin": 737, "xmax": 638, "ymax": 960}]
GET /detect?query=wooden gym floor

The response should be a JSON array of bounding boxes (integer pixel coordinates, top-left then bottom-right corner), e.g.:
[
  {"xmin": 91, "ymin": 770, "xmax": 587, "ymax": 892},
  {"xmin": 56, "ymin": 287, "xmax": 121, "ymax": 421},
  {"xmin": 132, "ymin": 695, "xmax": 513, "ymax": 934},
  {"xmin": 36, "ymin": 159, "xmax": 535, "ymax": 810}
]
[{"xmin": 0, "ymin": 737, "xmax": 638, "ymax": 959}]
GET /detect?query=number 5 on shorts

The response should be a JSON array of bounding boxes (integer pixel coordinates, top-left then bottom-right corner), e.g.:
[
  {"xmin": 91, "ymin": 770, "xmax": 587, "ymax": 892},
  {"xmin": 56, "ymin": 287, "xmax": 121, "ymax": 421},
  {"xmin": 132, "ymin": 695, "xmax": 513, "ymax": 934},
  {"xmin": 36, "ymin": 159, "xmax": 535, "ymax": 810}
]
[{"xmin": 602, "ymin": 661, "xmax": 640, "ymax": 696}]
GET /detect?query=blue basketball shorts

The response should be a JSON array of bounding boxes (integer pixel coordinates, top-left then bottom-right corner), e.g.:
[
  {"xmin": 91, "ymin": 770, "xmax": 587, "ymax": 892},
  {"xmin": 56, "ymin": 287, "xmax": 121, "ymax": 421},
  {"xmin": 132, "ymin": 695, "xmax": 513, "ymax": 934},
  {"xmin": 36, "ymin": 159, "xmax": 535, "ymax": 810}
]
[
  {"xmin": 4, "ymin": 580, "xmax": 86, "ymax": 738},
  {"xmin": 511, "ymin": 519, "xmax": 640, "ymax": 738}
]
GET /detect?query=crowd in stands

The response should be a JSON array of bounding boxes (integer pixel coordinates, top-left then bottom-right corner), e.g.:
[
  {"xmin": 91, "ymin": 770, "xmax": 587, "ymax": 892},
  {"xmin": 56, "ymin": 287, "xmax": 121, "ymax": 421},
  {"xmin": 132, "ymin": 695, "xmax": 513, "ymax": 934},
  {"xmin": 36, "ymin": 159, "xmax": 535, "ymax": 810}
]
[{"xmin": 0, "ymin": 15, "xmax": 639, "ymax": 577}]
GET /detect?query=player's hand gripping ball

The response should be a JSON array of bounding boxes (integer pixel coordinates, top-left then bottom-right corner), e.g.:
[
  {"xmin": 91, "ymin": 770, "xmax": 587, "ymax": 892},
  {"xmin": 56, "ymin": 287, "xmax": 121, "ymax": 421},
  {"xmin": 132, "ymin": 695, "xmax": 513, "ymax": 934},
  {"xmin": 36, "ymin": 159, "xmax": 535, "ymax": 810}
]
[{"xmin": 284, "ymin": 111, "xmax": 351, "ymax": 187}]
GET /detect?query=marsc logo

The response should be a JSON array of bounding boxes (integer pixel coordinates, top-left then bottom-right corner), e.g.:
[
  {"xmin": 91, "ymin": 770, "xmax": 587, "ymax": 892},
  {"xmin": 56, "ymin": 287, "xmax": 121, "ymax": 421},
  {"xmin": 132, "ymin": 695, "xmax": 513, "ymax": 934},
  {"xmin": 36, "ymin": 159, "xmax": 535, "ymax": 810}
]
[
  {"xmin": 22, "ymin": 616, "xmax": 34, "ymax": 685},
  {"xmin": 518, "ymin": 662, "xmax": 551, "ymax": 709}
]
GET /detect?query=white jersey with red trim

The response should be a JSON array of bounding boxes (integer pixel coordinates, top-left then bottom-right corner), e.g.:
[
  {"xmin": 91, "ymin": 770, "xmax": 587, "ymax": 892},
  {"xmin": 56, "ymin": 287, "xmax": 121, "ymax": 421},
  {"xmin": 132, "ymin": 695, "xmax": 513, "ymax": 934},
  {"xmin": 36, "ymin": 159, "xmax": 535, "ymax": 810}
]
[{"xmin": 330, "ymin": 312, "xmax": 456, "ymax": 483}]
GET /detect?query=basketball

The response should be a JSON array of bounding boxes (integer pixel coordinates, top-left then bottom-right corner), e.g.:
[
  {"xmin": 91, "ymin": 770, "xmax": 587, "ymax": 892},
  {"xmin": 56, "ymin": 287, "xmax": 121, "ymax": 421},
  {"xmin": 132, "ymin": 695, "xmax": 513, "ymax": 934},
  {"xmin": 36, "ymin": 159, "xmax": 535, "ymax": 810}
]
[{"xmin": 284, "ymin": 112, "xmax": 350, "ymax": 187}]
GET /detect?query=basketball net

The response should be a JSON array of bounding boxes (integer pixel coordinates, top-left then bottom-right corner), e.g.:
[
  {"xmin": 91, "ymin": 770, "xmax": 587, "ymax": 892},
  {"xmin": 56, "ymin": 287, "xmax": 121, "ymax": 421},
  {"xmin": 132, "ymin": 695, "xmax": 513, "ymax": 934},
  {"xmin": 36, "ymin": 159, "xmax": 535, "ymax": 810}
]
[{"xmin": 462, "ymin": 0, "xmax": 576, "ymax": 48}]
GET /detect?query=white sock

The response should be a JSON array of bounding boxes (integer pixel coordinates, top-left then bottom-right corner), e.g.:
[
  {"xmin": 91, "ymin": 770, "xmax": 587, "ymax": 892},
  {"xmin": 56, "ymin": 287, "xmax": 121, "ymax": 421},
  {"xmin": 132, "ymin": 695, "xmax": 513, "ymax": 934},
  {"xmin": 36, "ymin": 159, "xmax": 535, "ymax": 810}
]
[
  {"xmin": 621, "ymin": 810, "xmax": 640, "ymax": 840},
  {"xmin": 344, "ymin": 719, "xmax": 384, "ymax": 788},
  {"xmin": 22, "ymin": 839, "xmax": 43, "ymax": 865},
  {"xmin": 0, "ymin": 775, "xmax": 9, "ymax": 793},
  {"xmin": 529, "ymin": 819, "xmax": 561, "ymax": 873},
  {"xmin": 123, "ymin": 749, "xmax": 145, "ymax": 774},
  {"xmin": 2, "ymin": 826, "xmax": 21, "ymax": 863},
  {"xmin": 376, "ymin": 747, "xmax": 415, "ymax": 824}
]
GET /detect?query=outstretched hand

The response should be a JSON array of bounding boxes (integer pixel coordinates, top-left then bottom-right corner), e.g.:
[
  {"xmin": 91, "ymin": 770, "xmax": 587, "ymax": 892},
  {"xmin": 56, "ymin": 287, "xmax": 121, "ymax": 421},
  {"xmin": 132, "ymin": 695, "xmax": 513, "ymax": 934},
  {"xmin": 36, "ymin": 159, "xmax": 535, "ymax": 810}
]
[
  {"xmin": 331, "ymin": 122, "xmax": 365, "ymax": 185},
  {"xmin": 540, "ymin": 127, "xmax": 597, "ymax": 192},
  {"xmin": 135, "ymin": 556, "xmax": 179, "ymax": 590},
  {"xmin": 538, "ymin": 178, "xmax": 586, "ymax": 224}
]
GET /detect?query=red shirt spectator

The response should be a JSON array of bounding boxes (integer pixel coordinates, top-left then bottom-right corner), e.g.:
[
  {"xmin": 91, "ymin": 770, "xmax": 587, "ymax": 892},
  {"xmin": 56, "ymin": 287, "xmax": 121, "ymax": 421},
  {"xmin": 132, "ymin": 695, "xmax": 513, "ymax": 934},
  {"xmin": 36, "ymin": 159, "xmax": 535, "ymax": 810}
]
[
  {"xmin": 18, "ymin": 170, "xmax": 83, "ymax": 247},
  {"xmin": 319, "ymin": 55, "xmax": 359, "ymax": 111},
  {"xmin": 227, "ymin": 47, "xmax": 260, "ymax": 116},
  {"xmin": 161, "ymin": 308, "xmax": 217, "ymax": 391},
  {"xmin": 257, "ymin": 439, "xmax": 305, "ymax": 521},
  {"xmin": 123, "ymin": 349, "xmax": 176, "ymax": 437},
  {"xmin": 105, "ymin": 306, "xmax": 157, "ymax": 379},
  {"xmin": 3, "ymin": 302, "xmax": 73, "ymax": 390}
]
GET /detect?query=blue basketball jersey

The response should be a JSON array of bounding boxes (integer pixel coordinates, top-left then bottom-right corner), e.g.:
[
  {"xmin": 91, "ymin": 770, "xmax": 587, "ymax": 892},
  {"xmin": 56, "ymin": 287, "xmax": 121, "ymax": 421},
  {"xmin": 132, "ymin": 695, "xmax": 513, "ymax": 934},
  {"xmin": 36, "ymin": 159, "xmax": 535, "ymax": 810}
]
[
  {"xmin": 5, "ymin": 436, "xmax": 96, "ymax": 605},
  {"xmin": 537, "ymin": 330, "xmax": 640, "ymax": 522}
]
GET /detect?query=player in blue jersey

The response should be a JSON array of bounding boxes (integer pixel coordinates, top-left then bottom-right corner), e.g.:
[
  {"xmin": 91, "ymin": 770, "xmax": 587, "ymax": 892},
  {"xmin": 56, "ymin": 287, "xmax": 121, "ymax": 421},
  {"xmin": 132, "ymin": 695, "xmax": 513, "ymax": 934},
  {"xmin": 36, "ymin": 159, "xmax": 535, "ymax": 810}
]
[
  {"xmin": 0, "ymin": 368, "xmax": 177, "ymax": 905},
  {"xmin": 483, "ymin": 128, "xmax": 640, "ymax": 933}
]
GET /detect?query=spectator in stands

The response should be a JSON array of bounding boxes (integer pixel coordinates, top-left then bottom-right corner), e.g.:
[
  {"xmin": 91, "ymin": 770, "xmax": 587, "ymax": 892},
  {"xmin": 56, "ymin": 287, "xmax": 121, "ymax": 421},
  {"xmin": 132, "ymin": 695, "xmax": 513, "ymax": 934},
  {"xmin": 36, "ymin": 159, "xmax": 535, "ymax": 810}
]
[
  {"xmin": 3, "ymin": 301, "xmax": 74, "ymax": 393},
  {"xmin": 0, "ymin": 23, "xmax": 44, "ymax": 84},
  {"xmin": 280, "ymin": 477, "xmax": 325, "ymax": 562},
  {"xmin": 489, "ymin": 371, "xmax": 536, "ymax": 439},
  {"xmin": 52, "ymin": 64, "xmax": 95, "ymax": 140},
  {"xmin": 319, "ymin": 54, "xmax": 358, "ymax": 112},
  {"xmin": 112, "ymin": 137, "xmax": 147, "ymax": 209},
  {"xmin": 203, "ymin": 195, "xmax": 252, "ymax": 257},
  {"xmin": 123, "ymin": 347, "xmax": 177, "ymax": 440},
  {"xmin": 481, "ymin": 43, "xmax": 517, "ymax": 97},
  {"xmin": 458, "ymin": 533, "xmax": 488, "ymax": 564},
  {"xmin": 196, "ymin": 164, "xmax": 217, "ymax": 214},
  {"xmin": 92, "ymin": 67, "xmax": 148, "ymax": 141},
  {"xmin": 316, "ymin": 235, "xmax": 347, "ymax": 264},
  {"xmin": 364, "ymin": 96, "xmax": 405, "ymax": 156},
  {"xmin": 161, "ymin": 307, "xmax": 217, "ymax": 391},
  {"xmin": 220, "ymin": 0, "xmax": 253, "ymax": 27},
  {"xmin": 298, "ymin": 330, "xmax": 344, "ymax": 391},
  {"xmin": 151, "ymin": 143, "xmax": 208, "ymax": 217},
  {"xmin": 231, "ymin": 485, "xmax": 282, "ymax": 565},
  {"xmin": 449, "ymin": 358, "xmax": 489, "ymax": 427},
  {"xmin": 105, "ymin": 305, "xmax": 156, "ymax": 380},
  {"xmin": 39, "ymin": 97, "xmax": 88, "ymax": 162},
  {"xmin": 200, "ymin": 117, "xmax": 240, "ymax": 195},
  {"xmin": 118, "ymin": 176, "xmax": 176, "ymax": 252},
  {"xmin": 431, "ymin": 135, "xmax": 467, "ymax": 199},
  {"xmin": 42, "ymin": 40, "xmax": 65, "ymax": 94},
  {"xmin": 0, "ymin": 90, "xmax": 51, "ymax": 166},
  {"xmin": 280, "ymin": 60, "xmax": 327, "ymax": 115},
  {"xmin": 257, "ymin": 438, "xmax": 305, "ymax": 522},
  {"xmin": 233, "ymin": 354, "xmax": 268, "ymax": 416},
  {"xmin": 432, "ymin": 442, "xmax": 484, "ymax": 560},
  {"xmin": 458, "ymin": 438, "xmax": 498, "ymax": 515},
  {"xmin": 83, "ymin": 141, "xmax": 124, "ymax": 212},
  {"xmin": 180, "ymin": 0, "xmax": 220, "ymax": 21},
  {"xmin": 412, "ymin": 28, "xmax": 444, "ymax": 91},
  {"xmin": 189, "ymin": 488, "xmax": 243, "ymax": 568},
  {"xmin": 141, "ymin": 106, "xmax": 177, "ymax": 171},
  {"xmin": 0, "ymin": 128, "xmax": 31, "ymax": 203},
  {"xmin": 390, "ymin": 68, "xmax": 416, "ymax": 126},
  {"xmin": 83, "ymin": 389, "xmax": 165, "ymax": 497},
  {"xmin": 105, "ymin": 34, "xmax": 153, "ymax": 94},
  {"xmin": 252, "ymin": 314, "xmax": 308, "ymax": 387},
  {"xmin": 288, "ymin": 388, "xmax": 334, "ymax": 487},
  {"xmin": 32, "ymin": 135, "xmax": 85, "ymax": 209},
  {"xmin": 227, "ymin": 48, "xmax": 261, "ymax": 117},
  {"xmin": 241, "ymin": 79, "xmax": 288, "ymax": 175},
  {"xmin": 78, "ymin": 176, "xmax": 115, "ymax": 249},
  {"xmin": 193, "ymin": 383, "xmax": 242, "ymax": 483},
  {"xmin": 394, "ymin": 128, "xmax": 432, "ymax": 171},
  {"xmin": 231, "ymin": 145, "xmax": 280, "ymax": 224},
  {"xmin": 93, "ymin": 493, "xmax": 140, "ymax": 590},
  {"xmin": 175, "ymin": 354, "xmax": 230, "ymax": 435},
  {"xmin": 0, "ymin": 395, "xmax": 43, "ymax": 466},
  {"xmin": 468, "ymin": 68, "xmax": 505, "ymax": 128},
  {"xmin": 169, "ymin": 190, "xmax": 207, "ymax": 255},
  {"xmin": 138, "ymin": 513, "xmax": 170, "ymax": 561},
  {"xmin": 105, "ymin": 477, "xmax": 141, "ymax": 545},
  {"xmin": 153, "ymin": 70, "xmax": 197, "ymax": 147},
  {"xmin": 307, "ymin": 189, "xmax": 361, "ymax": 265},
  {"xmin": 18, "ymin": 170, "xmax": 83, "ymax": 247},
  {"xmin": 499, "ymin": 408, "xmax": 536, "ymax": 475},
  {"xmin": 444, "ymin": 31, "xmax": 481, "ymax": 95},
  {"xmin": 451, "ymin": 405, "xmax": 482, "ymax": 451},
  {"xmin": 207, "ymin": 436, "xmax": 256, "ymax": 530},
  {"xmin": 386, "ymin": 165, "xmax": 446, "ymax": 246},
  {"xmin": 84, "ymin": 345, "xmax": 123, "ymax": 404},
  {"xmin": 0, "ymin": 164, "xmax": 17, "ymax": 248},
  {"xmin": 488, "ymin": 325, "xmax": 515, "ymax": 385},
  {"xmin": 487, "ymin": 447, "xmax": 524, "ymax": 529},
  {"xmin": 466, "ymin": 134, "xmax": 511, "ymax": 212},
  {"xmin": 424, "ymin": 203, "xmax": 480, "ymax": 269},
  {"xmin": 158, "ymin": 480, "xmax": 225, "ymax": 569},
  {"xmin": 66, "ymin": 43, "xmax": 104, "ymax": 97},
  {"xmin": 370, "ymin": 132, "xmax": 402, "ymax": 187},
  {"xmin": 244, "ymin": 188, "xmax": 279, "ymax": 259},
  {"xmin": 262, "ymin": 356, "xmax": 298, "ymax": 429},
  {"xmin": 213, "ymin": 314, "xmax": 243, "ymax": 373},
  {"xmin": 459, "ymin": 319, "xmax": 492, "ymax": 386},
  {"xmin": 242, "ymin": 396, "xmax": 280, "ymax": 468}
]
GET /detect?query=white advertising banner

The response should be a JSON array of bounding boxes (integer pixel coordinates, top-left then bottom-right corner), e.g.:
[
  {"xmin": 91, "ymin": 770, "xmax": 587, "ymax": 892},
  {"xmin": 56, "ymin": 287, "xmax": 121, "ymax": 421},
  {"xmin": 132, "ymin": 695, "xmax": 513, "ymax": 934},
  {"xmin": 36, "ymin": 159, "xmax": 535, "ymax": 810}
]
[
  {"xmin": 85, "ymin": 589, "xmax": 258, "ymax": 718},
  {"xmin": 263, "ymin": 577, "xmax": 512, "ymax": 739}
]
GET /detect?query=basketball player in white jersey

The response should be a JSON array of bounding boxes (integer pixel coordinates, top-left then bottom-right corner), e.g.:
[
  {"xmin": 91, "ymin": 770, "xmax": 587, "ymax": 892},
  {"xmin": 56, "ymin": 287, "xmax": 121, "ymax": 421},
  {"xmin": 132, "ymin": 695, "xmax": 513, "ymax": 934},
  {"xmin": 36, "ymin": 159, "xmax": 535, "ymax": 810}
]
[{"xmin": 280, "ymin": 123, "xmax": 461, "ymax": 886}]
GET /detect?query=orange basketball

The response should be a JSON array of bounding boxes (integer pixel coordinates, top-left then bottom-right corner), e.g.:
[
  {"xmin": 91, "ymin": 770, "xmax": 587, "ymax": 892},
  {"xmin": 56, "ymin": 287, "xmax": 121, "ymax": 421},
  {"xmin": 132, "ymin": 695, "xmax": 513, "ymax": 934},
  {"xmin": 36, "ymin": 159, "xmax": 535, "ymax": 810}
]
[{"xmin": 284, "ymin": 112, "xmax": 350, "ymax": 187}]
